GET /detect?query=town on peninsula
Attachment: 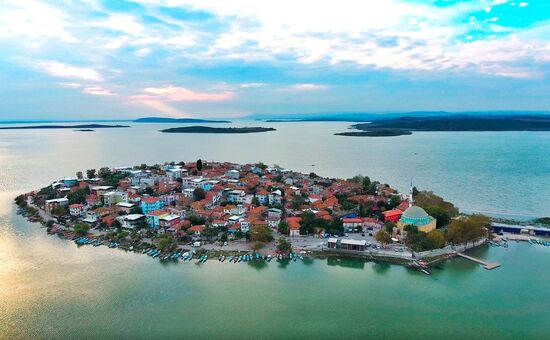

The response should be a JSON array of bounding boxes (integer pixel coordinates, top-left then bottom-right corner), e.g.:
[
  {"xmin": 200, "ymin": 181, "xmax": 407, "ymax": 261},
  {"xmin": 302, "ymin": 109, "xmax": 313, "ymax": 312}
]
[{"xmin": 15, "ymin": 160, "xmax": 550, "ymax": 272}]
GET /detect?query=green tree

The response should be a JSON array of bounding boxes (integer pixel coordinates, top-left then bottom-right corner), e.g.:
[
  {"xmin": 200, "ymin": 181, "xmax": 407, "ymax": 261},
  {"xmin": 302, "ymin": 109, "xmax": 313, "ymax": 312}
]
[
  {"xmin": 326, "ymin": 218, "xmax": 344, "ymax": 235},
  {"xmin": 196, "ymin": 159, "xmax": 203, "ymax": 172},
  {"xmin": 276, "ymin": 237, "xmax": 292, "ymax": 253},
  {"xmin": 73, "ymin": 223, "xmax": 90, "ymax": 236},
  {"xmin": 384, "ymin": 220, "xmax": 396, "ymax": 234},
  {"xmin": 278, "ymin": 221, "xmax": 289, "ymax": 235},
  {"xmin": 290, "ymin": 195, "xmax": 305, "ymax": 210},
  {"xmin": 446, "ymin": 214, "xmax": 490, "ymax": 245},
  {"xmin": 130, "ymin": 206, "xmax": 142, "ymax": 214},
  {"xmin": 157, "ymin": 235, "xmax": 175, "ymax": 252},
  {"xmin": 98, "ymin": 167, "xmax": 112, "ymax": 179},
  {"xmin": 249, "ymin": 225, "xmax": 273, "ymax": 243},
  {"xmin": 76, "ymin": 171, "xmax": 83, "ymax": 179},
  {"xmin": 51, "ymin": 205, "xmax": 67, "ymax": 216},
  {"xmin": 252, "ymin": 196, "xmax": 260, "ymax": 206},
  {"xmin": 193, "ymin": 188, "xmax": 206, "ymax": 201},
  {"xmin": 86, "ymin": 169, "xmax": 96, "ymax": 179},
  {"xmin": 424, "ymin": 206, "xmax": 451, "ymax": 228},
  {"xmin": 256, "ymin": 162, "xmax": 267, "ymax": 170},
  {"xmin": 67, "ymin": 189, "xmax": 86, "ymax": 204},
  {"xmin": 427, "ymin": 229, "xmax": 446, "ymax": 249},
  {"xmin": 375, "ymin": 229, "xmax": 392, "ymax": 246}
]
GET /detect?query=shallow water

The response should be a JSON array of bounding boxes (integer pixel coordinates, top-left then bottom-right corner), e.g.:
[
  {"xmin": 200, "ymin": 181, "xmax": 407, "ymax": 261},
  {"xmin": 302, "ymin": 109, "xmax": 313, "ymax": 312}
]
[{"xmin": 0, "ymin": 123, "xmax": 549, "ymax": 339}]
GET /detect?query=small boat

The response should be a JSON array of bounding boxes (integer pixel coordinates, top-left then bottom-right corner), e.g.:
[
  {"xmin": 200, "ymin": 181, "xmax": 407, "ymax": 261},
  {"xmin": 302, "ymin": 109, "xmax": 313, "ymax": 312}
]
[
  {"xmin": 221, "ymin": 256, "xmax": 225, "ymax": 262},
  {"xmin": 267, "ymin": 255, "xmax": 272, "ymax": 262},
  {"xmin": 202, "ymin": 255, "xmax": 208, "ymax": 263},
  {"xmin": 420, "ymin": 269, "xmax": 431, "ymax": 275},
  {"xmin": 218, "ymin": 256, "xmax": 223, "ymax": 261},
  {"xmin": 238, "ymin": 256, "xmax": 242, "ymax": 262},
  {"xmin": 143, "ymin": 248, "xmax": 151, "ymax": 254}
]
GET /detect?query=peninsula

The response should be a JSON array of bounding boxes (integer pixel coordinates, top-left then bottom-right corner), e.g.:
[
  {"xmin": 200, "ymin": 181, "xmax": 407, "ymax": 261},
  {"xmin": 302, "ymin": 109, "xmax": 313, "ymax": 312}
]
[
  {"xmin": 0, "ymin": 124, "xmax": 129, "ymax": 130},
  {"xmin": 15, "ymin": 160, "xmax": 533, "ymax": 273},
  {"xmin": 334, "ymin": 115, "xmax": 550, "ymax": 137},
  {"xmin": 160, "ymin": 126, "xmax": 276, "ymax": 134}
]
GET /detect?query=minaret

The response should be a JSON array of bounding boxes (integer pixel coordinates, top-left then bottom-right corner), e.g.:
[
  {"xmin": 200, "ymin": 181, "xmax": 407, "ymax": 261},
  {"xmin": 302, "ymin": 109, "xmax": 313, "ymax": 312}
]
[{"xmin": 409, "ymin": 177, "xmax": 414, "ymax": 206}]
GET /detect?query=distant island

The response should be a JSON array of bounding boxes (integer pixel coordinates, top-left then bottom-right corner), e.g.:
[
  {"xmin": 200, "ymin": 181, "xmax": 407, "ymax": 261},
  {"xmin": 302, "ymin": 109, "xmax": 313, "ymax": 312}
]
[
  {"xmin": 335, "ymin": 115, "xmax": 550, "ymax": 137},
  {"xmin": 74, "ymin": 129, "xmax": 95, "ymax": 132},
  {"xmin": 160, "ymin": 126, "xmax": 276, "ymax": 134},
  {"xmin": 135, "ymin": 117, "xmax": 231, "ymax": 123},
  {"xmin": 335, "ymin": 130, "xmax": 412, "ymax": 137},
  {"xmin": 0, "ymin": 124, "xmax": 129, "ymax": 130}
]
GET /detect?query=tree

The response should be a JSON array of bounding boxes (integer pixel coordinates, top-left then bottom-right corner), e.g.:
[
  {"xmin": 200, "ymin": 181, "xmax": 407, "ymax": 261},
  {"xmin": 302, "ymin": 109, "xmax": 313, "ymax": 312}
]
[
  {"xmin": 362, "ymin": 176, "xmax": 371, "ymax": 192},
  {"xmin": 424, "ymin": 206, "xmax": 451, "ymax": 228},
  {"xmin": 188, "ymin": 214, "xmax": 206, "ymax": 225},
  {"xmin": 73, "ymin": 223, "xmax": 90, "ymax": 236},
  {"xmin": 157, "ymin": 235, "xmax": 175, "ymax": 252},
  {"xmin": 193, "ymin": 188, "xmax": 206, "ymax": 201},
  {"xmin": 196, "ymin": 159, "xmax": 203, "ymax": 172},
  {"xmin": 86, "ymin": 169, "xmax": 96, "ymax": 179},
  {"xmin": 309, "ymin": 172, "xmax": 318, "ymax": 178},
  {"xmin": 67, "ymin": 189, "xmax": 86, "ymax": 204},
  {"xmin": 76, "ymin": 171, "xmax": 83, "ymax": 179},
  {"xmin": 375, "ymin": 230, "xmax": 392, "ymax": 246},
  {"xmin": 98, "ymin": 167, "xmax": 112, "ymax": 179},
  {"xmin": 51, "ymin": 205, "xmax": 67, "ymax": 216},
  {"xmin": 446, "ymin": 214, "xmax": 490, "ymax": 245},
  {"xmin": 384, "ymin": 220, "xmax": 396, "ymax": 234},
  {"xmin": 326, "ymin": 219, "xmax": 344, "ymax": 235},
  {"xmin": 290, "ymin": 195, "xmax": 305, "ymax": 210},
  {"xmin": 427, "ymin": 229, "xmax": 446, "ymax": 249},
  {"xmin": 252, "ymin": 196, "xmax": 260, "ymax": 206},
  {"xmin": 415, "ymin": 191, "xmax": 458, "ymax": 216},
  {"xmin": 130, "ymin": 206, "xmax": 142, "ymax": 214},
  {"xmin": 278, "ymin": 221, "xmax": 289, "ymax": 235},
  {"xmin": 256, "ymin": 162, "xmax": 268, "ymax": 170},
  {"xmin": 249, "ymin": 225, "xmax": 273, "ymax": 243},
  {"xmin": 276, "ymin": 237, "xmax": 292, "ymax": 253}
]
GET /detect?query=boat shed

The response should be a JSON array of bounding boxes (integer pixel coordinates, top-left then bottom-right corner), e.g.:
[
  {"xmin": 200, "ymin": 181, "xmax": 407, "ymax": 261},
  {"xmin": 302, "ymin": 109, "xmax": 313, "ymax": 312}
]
[{"xmin": 326, "ymin": 238, "xmax": 367, "ymax": 251}]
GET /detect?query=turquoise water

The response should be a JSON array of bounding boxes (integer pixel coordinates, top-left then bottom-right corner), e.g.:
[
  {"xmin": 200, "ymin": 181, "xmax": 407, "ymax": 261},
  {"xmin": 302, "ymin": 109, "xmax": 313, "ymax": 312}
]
[{"xmin": 1, "ymin": 123, "xmax": 549, "ymax": 339}]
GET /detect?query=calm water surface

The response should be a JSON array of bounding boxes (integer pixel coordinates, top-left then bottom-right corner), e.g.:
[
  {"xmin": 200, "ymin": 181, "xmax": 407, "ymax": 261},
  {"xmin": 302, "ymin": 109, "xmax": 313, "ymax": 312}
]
[{"xmin": 1, "ymin": 122, "xmax": 549, "ymax": 339}]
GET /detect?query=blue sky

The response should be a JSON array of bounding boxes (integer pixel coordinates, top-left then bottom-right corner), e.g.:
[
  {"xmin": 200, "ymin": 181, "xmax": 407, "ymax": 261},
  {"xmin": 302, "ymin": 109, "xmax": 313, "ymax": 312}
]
[{"xmin": 0, "ymin": 0, "xmax": 548, "ymax": 120}]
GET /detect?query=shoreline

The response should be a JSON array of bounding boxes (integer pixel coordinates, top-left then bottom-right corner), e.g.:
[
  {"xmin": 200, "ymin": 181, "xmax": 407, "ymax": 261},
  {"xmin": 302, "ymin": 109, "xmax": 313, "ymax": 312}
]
[{"xmin": 17, "ymin": 201, "xmax": 497, "ymax": 269}]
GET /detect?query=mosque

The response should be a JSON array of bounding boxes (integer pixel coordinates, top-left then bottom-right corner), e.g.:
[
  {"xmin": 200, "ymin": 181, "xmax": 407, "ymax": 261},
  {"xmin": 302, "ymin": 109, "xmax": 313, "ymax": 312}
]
[{"xmin": 396, "ymin": 182, "xmax": 437, "ymax": 233}]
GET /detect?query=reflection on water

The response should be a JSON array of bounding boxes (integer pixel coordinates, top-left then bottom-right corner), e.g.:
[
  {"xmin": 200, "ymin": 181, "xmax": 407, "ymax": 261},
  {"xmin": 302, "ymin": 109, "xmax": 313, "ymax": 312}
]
[{"xmin": 327, "ymin": 257, "xmax": 365, "ymax": 269}]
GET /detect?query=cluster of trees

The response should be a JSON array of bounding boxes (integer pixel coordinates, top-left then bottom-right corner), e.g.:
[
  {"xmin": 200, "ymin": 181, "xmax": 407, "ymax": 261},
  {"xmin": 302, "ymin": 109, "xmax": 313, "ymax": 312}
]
[
  {"xmin": 67, "ymin": 188, "xmax": 87, "ymax": 204},
  {"xmin": 299, "ymin": 211, "xmax": 343, "ymax": 236},
  {"xmin": 276, "ymin": 237, "xmax": 292, "ymax": 253},
  {"xmin": 188, "ymin": 214, "xmax": 206, "ymax": 226},
  {"xmin": 250, "ymin": 225, "xmax": 273, "ymax": 250},
  {"xmin": 348, "ymin": 175, "xmax": 379, "ymax": 195},
  {"xmin": 414, "ymin": 190, "xmax": 459, "ymax": 229},
  {"xmin": 73, "ymin": 223, "xmax": 90, "ymax": 236},
  {"xmin": 446, "ymin": 214, "xmax": 490, "ymax": 245},
  {"xmin": 193, "ymin": 188, "xmax": 206, "ymax": 201},
  {"xmin": 404, "ymin": 225, "xmax": 445, "ymax": 252},
  {"xmin": 157, "ymin": 234, "xmax": 176, "ymax": 252}
]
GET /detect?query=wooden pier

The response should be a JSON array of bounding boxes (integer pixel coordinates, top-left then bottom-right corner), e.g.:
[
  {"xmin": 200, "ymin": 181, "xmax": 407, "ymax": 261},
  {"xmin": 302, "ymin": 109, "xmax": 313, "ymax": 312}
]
[{"xmin": 456, "ymin": 252, "xmax": 501, "ymax": 270}]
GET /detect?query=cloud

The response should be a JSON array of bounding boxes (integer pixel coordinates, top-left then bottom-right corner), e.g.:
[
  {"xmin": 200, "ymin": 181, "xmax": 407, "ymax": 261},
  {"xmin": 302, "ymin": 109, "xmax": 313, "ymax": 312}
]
[
  {"xmin": 292, "ymin": 83, "xmax": 328, "ymax": 91},
  {"xmin": 240, "ymin": 82, "xmax": 266, "ymax": 88},
  {"xmin": 136, "ymin": 86, "xmax": 234, "ymax": 101},
  {"xmin": 82, "ymin": 86, "xmax": 116, "ymax": 96},
  {"xmin": 38, "ymin": 61, "xmax": 102, "ymax": 81},
  {"xmin": 0, "ymin": 1, "xmax": 76, "ymax": 43}
]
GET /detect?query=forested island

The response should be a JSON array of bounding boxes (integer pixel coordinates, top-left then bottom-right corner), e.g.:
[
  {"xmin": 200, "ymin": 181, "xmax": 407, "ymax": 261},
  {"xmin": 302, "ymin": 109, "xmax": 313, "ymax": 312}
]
[
  {"xmin": 135, "ymin": 117, "xmax": 231, "ymax": 123},
  {"xmin": 335, "ymin": 130, "xmax": 412, "ymax": 137},
  {"xmin": 160, "ymin": 126, "xmax": 276, "ymax": 134},
  {"xmin": 335, "ymin": 115, "xmax": 550, "ymax": 137},
  {"xmin": 0, "ymin": 124, "xmax": 129, "ymax": 130}
]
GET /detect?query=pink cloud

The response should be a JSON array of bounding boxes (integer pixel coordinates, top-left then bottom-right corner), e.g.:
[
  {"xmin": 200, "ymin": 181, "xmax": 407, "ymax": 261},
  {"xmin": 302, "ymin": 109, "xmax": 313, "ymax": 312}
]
[{"xmin": 136, "ymin": 86, "xmax": 234, "ymax": 102}]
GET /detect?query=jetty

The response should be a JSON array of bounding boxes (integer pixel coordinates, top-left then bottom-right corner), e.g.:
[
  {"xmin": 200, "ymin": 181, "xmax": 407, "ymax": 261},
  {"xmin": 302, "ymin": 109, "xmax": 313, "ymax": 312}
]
[{"xmin": 456, "ymin": 252, "xmax": 501, "ymax": 270}]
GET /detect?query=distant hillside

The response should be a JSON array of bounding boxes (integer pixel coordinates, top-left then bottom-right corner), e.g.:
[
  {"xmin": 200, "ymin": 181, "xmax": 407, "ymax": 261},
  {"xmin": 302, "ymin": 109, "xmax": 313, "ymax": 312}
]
[
  {"xmin": 160, "ymin": 126, "xmax": 276, "ymax": 134},
  {"xmin": 352, "ymin": 115, "xmax": 550, "ymax": 132},
  {"xmin": 252, "ymin": 111, "xmax": 550, "ymax": 122},
  {"xmin": 134, "ymin": 117, "xmax": 231, "ymax": 123}
]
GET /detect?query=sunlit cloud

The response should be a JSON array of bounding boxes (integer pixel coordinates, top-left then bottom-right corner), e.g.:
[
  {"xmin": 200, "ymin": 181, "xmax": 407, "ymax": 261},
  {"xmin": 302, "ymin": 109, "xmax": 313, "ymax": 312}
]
[
  {"xmin": 136, "ymin": 86, "xmax": 235, "ymax": 102},
  {"xmin": 240, "ymin": 83, "xmax": 266, "ymax": 88},
  {"xmin": 37, "ymin": 61, "xmax": 102, "ymax": 81},
  {"xmin": 292, "ymin": 83, "xmax": 328, "ymax": 91},
  {"xmin": 82, "ymin": 86, "xmax": 116, "ymax": 96}
]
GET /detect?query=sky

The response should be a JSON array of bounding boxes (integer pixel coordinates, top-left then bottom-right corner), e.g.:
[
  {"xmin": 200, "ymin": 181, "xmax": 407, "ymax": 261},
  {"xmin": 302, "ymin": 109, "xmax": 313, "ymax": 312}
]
[{"xmin": 0, "ymin": 0, "xmax": 549, "ymax": 120}]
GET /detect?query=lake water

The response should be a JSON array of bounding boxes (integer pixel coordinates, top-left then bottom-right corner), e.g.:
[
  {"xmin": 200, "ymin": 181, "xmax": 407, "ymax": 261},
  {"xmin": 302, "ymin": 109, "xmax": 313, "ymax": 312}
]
[{"xmin": 1, "ymin": 122, "xmax": 549, "ymax": 339}]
